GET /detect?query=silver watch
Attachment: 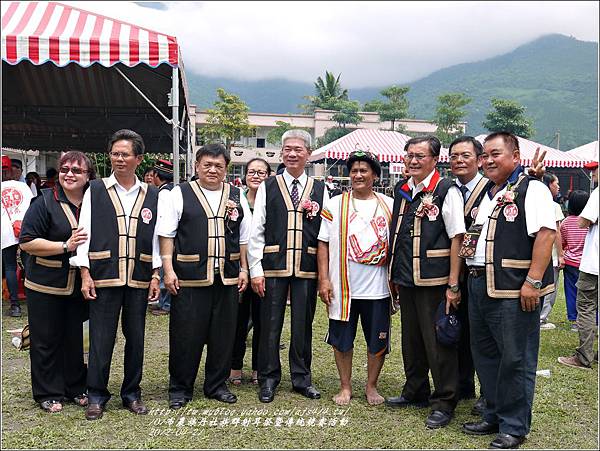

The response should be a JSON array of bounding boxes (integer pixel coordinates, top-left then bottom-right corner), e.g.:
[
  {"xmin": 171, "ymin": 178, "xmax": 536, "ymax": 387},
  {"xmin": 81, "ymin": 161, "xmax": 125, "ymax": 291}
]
[{"xmin": 525, "ymin": 275, "xmax": 542, "ymax": 289}]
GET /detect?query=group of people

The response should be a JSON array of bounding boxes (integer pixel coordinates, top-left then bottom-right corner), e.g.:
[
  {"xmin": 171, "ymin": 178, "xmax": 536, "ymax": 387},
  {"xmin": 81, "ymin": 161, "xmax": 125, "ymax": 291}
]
[{"xmin": 3, "ymin": 127, "xmax": 598, "ymax": 450}]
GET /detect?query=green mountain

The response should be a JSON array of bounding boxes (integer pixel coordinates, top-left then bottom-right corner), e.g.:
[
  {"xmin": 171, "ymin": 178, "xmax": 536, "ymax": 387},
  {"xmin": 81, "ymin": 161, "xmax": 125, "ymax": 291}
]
[{"xmin": 186, "ymin": 34, "xmax": 598, "ymax": 150}]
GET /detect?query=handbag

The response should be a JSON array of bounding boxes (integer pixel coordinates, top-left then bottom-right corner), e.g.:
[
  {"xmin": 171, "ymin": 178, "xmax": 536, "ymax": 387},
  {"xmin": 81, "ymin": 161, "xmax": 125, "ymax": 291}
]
[
  {"xmin": 458, "ymin": 224, "xmax": 482, "ymax": 259},
  {"xmin": 434, "ymin": 301, "xmax": 461, "ymax": 347}
]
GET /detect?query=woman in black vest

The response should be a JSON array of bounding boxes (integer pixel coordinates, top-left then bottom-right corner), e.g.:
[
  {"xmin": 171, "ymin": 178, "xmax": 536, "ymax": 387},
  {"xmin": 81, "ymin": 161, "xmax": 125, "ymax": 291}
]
[
  {"xmin": 229, "ymin": 158, "xmax": 271, "ymax": 386},
  {"xmin": 19, "ymin": 151, "xmax": 95, "ymax": 413}
]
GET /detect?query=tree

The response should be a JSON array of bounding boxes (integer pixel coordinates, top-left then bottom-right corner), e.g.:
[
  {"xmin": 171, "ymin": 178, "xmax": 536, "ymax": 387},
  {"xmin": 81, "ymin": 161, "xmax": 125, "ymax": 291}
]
[
  {"xmin": 330, "ymin": 99, "xmax": 362, "ymax": 128},
  {"xmin": 378, "ymin": 86, "xmax": 410, "ymax": 131},
  {"xmin": 482, "ymin": 98, "xmax": 535, "ymax": 138},
  {"xmin": 266, "ymin": 121, "xmax": 311, "ymax": 146},
  {"xmin": 300, "ymin": 71, "xmax": 349, "ymax": 113},
  {"xmin": 433, "ymin": 92, "xmax": 471, "ymax": 145},
  {"xmin": 316, "ymin": 127, "xmax": 353, "ymax": 148},
  {"xmin": 199, "ymin": 88, "xmax": 255, "ymax": 149}
]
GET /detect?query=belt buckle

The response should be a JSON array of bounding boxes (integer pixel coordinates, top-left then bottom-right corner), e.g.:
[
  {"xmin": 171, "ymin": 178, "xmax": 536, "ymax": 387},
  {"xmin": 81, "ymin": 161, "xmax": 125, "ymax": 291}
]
[{"xmin": 214, "ymin": 266, "xmax": 220, "ymax": 275}]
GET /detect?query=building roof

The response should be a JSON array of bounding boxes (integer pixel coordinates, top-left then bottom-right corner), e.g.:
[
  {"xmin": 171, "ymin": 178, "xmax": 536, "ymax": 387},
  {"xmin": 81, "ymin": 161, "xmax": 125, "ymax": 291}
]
[{"xmin": 565, "ymin": 141, "xmax": 598, "ymax": 163}]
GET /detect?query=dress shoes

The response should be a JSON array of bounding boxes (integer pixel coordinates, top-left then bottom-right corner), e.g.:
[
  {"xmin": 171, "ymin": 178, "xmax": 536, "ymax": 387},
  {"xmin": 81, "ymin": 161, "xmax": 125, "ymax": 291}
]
[
  {"xmin": 259, "ymin": 387, "xmax": 275, "ymax": 403},
  {"xmin": 293, "ymin": 386, "xmax": 321, "ymax": 399},
  {"xmin": 124, "ymin": 399, "xmax": 149, "ymax": 415},
  {"xmin": 425, "ymin": 410, "xmax": 453, "ymax": 429},
  {"xmin": 385, "ymin": 395, "xmax": 429, "ymax": 408},
  {"xmin": 85, "ymin": 403, "xmax": 105, "ymax": 421},
  {"xmin": 462, "ymin": 420, "xmax": 500, "ymax": 435},
  {"xmin": 471, "ymin": 396, "xmax": 487, "ymax": 416},
  {"xmin": 169, "ymin": 399, "xmax": 189, "ymax": 410},
  {"xmin": 489, "ymin": 433, "xmax": 526, "ymax": 449},
  {"xmin": 208, "ymin": 389, "xmax": 237, "ymax": 404}
]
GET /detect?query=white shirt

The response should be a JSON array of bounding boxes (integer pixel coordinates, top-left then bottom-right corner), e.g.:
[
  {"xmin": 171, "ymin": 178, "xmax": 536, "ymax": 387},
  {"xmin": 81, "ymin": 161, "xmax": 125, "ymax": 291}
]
[
  {"xmin": 579, "ymin": 187, "xmax": 598, "ymax": 276},
  {"xmin": 455, "ymin": 172, "xmax": 484, "ymax": 202},
  {"xmin": 156, "ymin": 183, "xmax": 252, "ymax": 249},
  {"xmin": 407, "ymin": 170, "xmax": 466, "ymax": 239},
  {"xmin": 551, "ymin": 202, "xmax": 565, "ymax": 267},
  {"xmin": 318, "ymin": 196, "xmax": 392, "ymax": 299},
  {"xmin": 467, "ymin": 179, "xmax": 557, "ymax": 267},
  {"xmin": 248, "ymin": 170, "xmax": 330, "ymax": 278},
  {"xmin": 70, "ymin": 174, "xmax": 161, "ymax": 269},
  {"xmin": 1, "ymin": 180, "xmax": 34, "ymax": 249}
]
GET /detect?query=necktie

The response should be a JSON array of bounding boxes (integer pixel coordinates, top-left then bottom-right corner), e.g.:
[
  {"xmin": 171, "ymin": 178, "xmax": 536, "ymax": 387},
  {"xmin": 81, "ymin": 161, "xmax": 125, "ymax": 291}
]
[
  {"xmin": 459, "ymin": 185, "xmax": 469, "ymax": 202},
  {"xmin": 291, "ymin": 179, "xmax": 300, "ymax": 208}
]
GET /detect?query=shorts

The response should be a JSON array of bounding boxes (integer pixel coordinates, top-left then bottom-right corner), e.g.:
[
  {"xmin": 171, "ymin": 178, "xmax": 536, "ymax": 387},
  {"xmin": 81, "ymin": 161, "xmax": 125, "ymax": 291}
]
[{"xmin": 325, "ymin": 297, "xmax": 391, "ymax": 355}]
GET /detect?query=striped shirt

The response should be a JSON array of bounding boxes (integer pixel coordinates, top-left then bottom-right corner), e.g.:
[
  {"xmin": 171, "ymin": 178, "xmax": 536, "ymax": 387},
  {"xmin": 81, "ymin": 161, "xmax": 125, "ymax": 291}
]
[{"xmin": 561, "ymin": 215, "xmax": 588, "ymax": 268}]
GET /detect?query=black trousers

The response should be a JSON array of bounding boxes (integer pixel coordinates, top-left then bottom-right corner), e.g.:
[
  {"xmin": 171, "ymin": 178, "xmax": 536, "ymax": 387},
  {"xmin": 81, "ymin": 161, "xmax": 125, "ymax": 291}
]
[
  {"xmin": 26, "ymin": 288, "xmax": 88, "ymax": 403},
  {"xmin": 169, "ymin": 278, "xmax": 238, "ymax": 401},
  {"xmin": 398, "ymin": 285, "xmax": 459, "ymax": 412},
  {"xmin": 258, "ymin": 276, "xmax": 317, "ymax": 390},
  {"xmin": 231, "ymin": 287, "xmax": 261, "ymax": 371},
  {"xmin": 457, "ymin": 278, "xmax": 477, "ymax": 399},
  {"xmin": 87, "ymin": 286, "xmax": 148, "ymax": 405}
]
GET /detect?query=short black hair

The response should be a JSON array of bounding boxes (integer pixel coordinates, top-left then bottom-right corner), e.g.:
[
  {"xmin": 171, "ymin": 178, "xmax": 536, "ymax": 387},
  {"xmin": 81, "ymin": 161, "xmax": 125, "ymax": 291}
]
[
  {"xmin": 155, "ymin": 168, "xmax": 173, "ymax": 183},
  {"xmin": 108, "ymin": 129, "xmax": 145, "ymax": 156},
  {"xmin": 46, "ymin": 167, "xmax": 58, "ymax": 178},
  {"xmin": 542, "ymin": 173, "xmax": 558, "ymax": 188},
  {"xmin": 245, "ymin": 158, "xmax": 272, "ymax": 175},
  {"xmin": 404, "ymin": 136, "xmax": 441, "ymax": 157},
  {"xmin": 484, "ymin": 132, "xmax": 520, "ymax": 152},
  {"xmin": 195, "ymin": 143, "xmax": 230, "ymax": 165},
  {"xmin": 449, "ymin": 136, "xmax": 483, "ymax": 157},
  {"xmin": 10, "ymin": 158, "xmax": 23, "ymax": 169},
  {"xmin": 143, "ymin": 167, "xmax": 155, "ymax": 176},
  {"xmin": 567, "ymin": 190, "xmax": 590, "ymax": 216}
]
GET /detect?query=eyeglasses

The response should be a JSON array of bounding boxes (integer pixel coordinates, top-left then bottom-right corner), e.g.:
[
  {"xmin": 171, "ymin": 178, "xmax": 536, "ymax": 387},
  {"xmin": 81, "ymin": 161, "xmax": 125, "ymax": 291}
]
[
  {"xmin": 449, "ymin": 152, "xmax": 476, "ymax": 162},
  {"xmin": 59, "ymin": 166, "xmax": 88, "ymax": 175},
  {"xmin": 109, "ymin": 151, "xmax": 135, "ymax": 159},
  {"xmin": 247, "ymin": 169, "xmax": 268, "ymax": 177},
  {"xmin": 404, "ymin": 153, "xmax": 433, "ymax": 161}
]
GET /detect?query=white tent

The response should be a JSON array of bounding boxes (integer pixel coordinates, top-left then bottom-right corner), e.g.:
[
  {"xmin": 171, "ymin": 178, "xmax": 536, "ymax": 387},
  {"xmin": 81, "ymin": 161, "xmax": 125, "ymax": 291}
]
[{"xmin": 566, "ymin": 141, "xmax": 598, "ymax": 163}]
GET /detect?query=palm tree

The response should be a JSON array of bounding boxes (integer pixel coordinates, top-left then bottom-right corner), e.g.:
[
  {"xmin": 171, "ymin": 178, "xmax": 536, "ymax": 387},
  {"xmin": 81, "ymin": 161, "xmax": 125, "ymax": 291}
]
[{"xmin": 300, "ymin": 71, "xmax": 349, "ymax": 113}]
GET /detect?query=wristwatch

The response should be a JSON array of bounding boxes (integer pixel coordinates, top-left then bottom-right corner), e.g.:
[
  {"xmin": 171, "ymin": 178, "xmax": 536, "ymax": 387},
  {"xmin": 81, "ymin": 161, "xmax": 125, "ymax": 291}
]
[
  {"xmin": 525, "ymin": 275, "xmax": 542, "ymax": 289},
  {"xmin": 151, "ymin": 274, "xmax": 161, "ymax": 281},
  {"xmin": 447, "ymin": 283, "xmax": 460, "ymax": 293},
  {"xmin": 62, "ymin": 241, "xmax": 68, "ymax": 254}
]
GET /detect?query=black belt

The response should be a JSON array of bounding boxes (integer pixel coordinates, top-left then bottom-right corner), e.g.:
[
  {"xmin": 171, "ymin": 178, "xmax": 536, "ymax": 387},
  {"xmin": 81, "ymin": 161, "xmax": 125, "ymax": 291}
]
[{"xmin": 468, "ymin": 266, "xmax": 486, "ymax": 277}]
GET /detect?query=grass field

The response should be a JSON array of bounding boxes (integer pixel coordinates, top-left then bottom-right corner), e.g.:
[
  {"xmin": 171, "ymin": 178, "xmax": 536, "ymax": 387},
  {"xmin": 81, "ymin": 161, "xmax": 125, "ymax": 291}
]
[{"xmin": 1, "ymin": 278, "xmax": 598, "ymax": 449}]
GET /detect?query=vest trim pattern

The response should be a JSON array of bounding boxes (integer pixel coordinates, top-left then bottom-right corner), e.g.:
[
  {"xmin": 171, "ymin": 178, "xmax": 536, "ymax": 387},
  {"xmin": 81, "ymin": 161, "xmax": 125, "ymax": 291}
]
[{"xmin": 464, "ymin": 177, "xmax": 488, "ymax": 218}]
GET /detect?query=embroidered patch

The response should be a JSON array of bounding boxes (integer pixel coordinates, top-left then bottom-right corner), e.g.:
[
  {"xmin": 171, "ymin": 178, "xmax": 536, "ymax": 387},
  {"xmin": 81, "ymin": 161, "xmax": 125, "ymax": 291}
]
[
  {"xmin": 503, "ymin": 204, "xmax": 518, "ymax": 222},
  {"xmin": 141, "ymin": 208, "xmax": 153, "ymax": 224},
  {"xmin": 426, "ymin": 204, "xmax": 440, "ymax": 221}
]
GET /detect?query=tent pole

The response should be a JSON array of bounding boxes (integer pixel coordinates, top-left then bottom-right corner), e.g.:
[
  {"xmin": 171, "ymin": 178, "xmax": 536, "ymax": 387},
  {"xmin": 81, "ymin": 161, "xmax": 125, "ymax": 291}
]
[{"xmin": 172, "ymin": 67, "xmax": 180, "ymax": 185}]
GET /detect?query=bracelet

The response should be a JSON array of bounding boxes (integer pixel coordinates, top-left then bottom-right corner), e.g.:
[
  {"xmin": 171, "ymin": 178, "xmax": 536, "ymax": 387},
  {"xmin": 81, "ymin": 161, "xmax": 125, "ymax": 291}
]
[
  {"xmin": 151, "ymin": 274, "xmax": 161, "ymax": 281},
  {"xmin": 240, "ymin": 268, "xmax": 249, "ymax": 274},
  {"xmin": 160, "ymin": 255, "xmax": 172, "ymax": 260},
  {"xmin": 62, "ymin": 241, "xmax": 68, "ymax": 254}
]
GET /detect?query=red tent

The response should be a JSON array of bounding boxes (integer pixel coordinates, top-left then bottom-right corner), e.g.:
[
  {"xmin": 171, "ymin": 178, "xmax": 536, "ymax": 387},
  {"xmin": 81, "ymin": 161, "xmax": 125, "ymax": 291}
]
[{"xmin": 2, "ymin": 1, "xmax": 193, "ymax": 180}]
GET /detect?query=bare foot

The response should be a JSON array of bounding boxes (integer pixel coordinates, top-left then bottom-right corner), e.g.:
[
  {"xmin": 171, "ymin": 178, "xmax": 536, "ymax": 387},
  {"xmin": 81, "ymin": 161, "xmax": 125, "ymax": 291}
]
[
  {"xmin": 365, "ymin": 387, "xmax": 384, "ymax": 406},
  {"xmin": 333, "ymin": 389, "xmax": 353, "ymax": 406}
]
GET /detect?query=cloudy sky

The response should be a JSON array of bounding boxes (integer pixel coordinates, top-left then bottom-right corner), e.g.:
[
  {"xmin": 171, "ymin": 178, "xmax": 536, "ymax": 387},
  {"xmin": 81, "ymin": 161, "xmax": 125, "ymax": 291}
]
[{"xmin": 61, "ymin": 1, "xmax": 598, "ymax": 87}]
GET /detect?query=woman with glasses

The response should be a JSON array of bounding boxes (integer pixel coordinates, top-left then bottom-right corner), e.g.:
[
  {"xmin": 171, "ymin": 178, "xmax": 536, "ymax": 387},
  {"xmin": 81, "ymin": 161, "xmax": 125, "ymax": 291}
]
[
  {"xmin": 229, "ymin": 158, "xmax": 271, "ymax": 386},
  {"xmin": 19, "ymin": 151, "xmax": 95, "ymax": 413}
]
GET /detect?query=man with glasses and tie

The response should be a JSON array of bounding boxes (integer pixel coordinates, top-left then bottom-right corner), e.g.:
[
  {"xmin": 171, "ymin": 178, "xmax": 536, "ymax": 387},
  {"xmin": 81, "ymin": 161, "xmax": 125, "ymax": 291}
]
[
  {"xmin": 386, "ymin": 136, "xmax": 465, "ymax": 429},
  {"xmin": 248, "ymin": 129, "xmax": 329, "ymax": 403},
  {"xmin": 71, "ymin": 129, "xmax": 161, "ymax": 420}
]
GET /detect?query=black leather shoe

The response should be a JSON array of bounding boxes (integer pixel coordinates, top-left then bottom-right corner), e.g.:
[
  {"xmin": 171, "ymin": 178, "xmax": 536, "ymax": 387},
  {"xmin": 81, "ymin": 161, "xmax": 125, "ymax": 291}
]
[
  {"xmin": 123, "ymin": 399, "xmax": 148, "ymax": 415},
  {"xmin": 293, "ymin": 386, "xmax": 321, "ymax": 399},
  {"xmin": 259, "ymin": 387, "xmax": 275, "ymax": 403},
  {"xmin": 85, "ymin": 403, "xmax": 104, "ymax": 420},
  {"xmin": 169, "ymin": 399, "xmax": 188, "ymax": 410},
  {"xmin": 385, "ymin": 395, "xmax": 429, "ymax": 408},
  {"xmin": 208, "ymin": 389, "xmax": 237, "ymax": 404},
  {"xmin": 462, "ymin": 420, "xmax": 500, "ymax": 435},
  {"xmin": 425, "ymin": 410, "xmax": 453, "ymax": 429},
  {"xmin": 471, "ymin": 396, "xmax": 487, "ymax": 416},
  {"xmin": 489, "ymin": 433, "xmax": 525, "ymax": 449}
]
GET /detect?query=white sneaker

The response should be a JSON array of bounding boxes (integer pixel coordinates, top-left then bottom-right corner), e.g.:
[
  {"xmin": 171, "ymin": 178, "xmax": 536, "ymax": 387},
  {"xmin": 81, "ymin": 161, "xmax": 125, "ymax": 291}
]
[{"xmin": 540, "ymin": 322, "xmax": 556, "ymax": 330}]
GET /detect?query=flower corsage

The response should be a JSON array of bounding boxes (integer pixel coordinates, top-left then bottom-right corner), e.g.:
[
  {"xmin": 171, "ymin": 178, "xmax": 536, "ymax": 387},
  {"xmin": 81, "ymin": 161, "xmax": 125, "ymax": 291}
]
[
  {"xmin": 300, "ymin": 198, "xmax": 320, "ymax": 220},
  {"xmin": 415, "ymin": 193, "xmax": 440, "ymax": 221}
]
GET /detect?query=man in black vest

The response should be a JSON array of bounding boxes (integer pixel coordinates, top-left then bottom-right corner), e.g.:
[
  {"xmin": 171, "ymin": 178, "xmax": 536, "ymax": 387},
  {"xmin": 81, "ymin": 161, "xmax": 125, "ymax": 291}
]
[
  {"xmin": 248, "ymin": 129, "xmax": 328, "ymax": 403},
  {"xmin": 461, "ymin": 132, "xmax": 555, "ymax": 449},
  {"xmin": 386, "ymin": 136, "xmax": 465, "ymax": 429},
  {"xmin": 72, "ymin": 129, "xmax": 161, "ymax": 420},
  {"xmin": 150, "ymin": 159, "xmax": 174, "ymax": 316},
  {"xmin": 448, "ymin": 136, "xmax": 489, "ymax": 415},
  {"xmin": 158, "ymin": 144, "xmax": 252, "ymax": 408}
]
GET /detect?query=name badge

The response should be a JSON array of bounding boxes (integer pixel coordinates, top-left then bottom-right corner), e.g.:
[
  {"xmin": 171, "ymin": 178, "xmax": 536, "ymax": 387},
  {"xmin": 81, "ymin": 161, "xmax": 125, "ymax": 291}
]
[
  {"xmin": 503, "ymin": 204, "xmax": 518, "ymax": 222},
  {"xmin": 141, "ymin": 208, "xmax": 153, "ymax": 224}
]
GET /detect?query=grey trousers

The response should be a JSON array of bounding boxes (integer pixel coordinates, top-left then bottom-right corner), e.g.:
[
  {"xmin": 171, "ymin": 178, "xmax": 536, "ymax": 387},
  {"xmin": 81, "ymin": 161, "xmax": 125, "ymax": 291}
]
[{"xmin": 575, "ymin": 271, "xmax": 598, "ymax": 366}]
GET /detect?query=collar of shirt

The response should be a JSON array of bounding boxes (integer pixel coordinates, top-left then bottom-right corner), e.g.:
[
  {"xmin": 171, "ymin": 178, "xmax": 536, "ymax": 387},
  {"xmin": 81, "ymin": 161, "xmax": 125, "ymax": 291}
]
[
  {"xmin": 282, "ymin": 169, "xmax": 308, "ymax": 190},
  {"xmin": 486, "ymin": 165, "xmax": 524, "ymax": 199},
  {"xmin": 106, "ymin": 173, "xmax": 145, "ymax": 194},
  {"xmin": 408, "ymin": 169, "xmax": 438, "ymax": 196},
  {"xmin": 456, "ymin": 172, "xmax": 483, "ymax": 196}
]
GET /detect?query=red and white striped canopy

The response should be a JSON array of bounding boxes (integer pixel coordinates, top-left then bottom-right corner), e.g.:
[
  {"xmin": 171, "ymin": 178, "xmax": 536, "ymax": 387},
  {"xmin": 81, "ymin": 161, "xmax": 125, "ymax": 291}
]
[
  {"xmin": 310, "ymin": 129, "xmax": 412, "ymax": 163},
  {"xmin": 566, "ymin": 141, "xmax": 598, "ymax": 164},
  {"xmin": 465, "ymin": 135, "xmax": 587, "ymax": 168},
  {"xmin": 1, "ymin": 1, "xmax": 178, "ymax": 67}
]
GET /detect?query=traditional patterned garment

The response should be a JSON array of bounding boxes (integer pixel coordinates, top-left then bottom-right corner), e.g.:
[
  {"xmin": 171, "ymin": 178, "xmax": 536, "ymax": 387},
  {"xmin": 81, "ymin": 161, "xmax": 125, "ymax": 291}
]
[{"xmin": 320, "ymin": 192, "xmax": 393, "ymax": 321}]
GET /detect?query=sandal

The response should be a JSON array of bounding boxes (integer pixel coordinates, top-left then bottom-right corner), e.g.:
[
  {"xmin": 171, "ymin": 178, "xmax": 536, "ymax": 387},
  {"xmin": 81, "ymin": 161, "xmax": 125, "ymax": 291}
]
[
  {"xmin": 228, "ymin": 370, "xmax": 243, "ymax": 386},
  {"xmin": 251, "ymin": 371, "xmax": 259, "ymax": 385},
  {"xmin": 73, "ymin": 393, "xmax": 88, "ymax": 407},
  {"xmin": 40, "ymin": 400, "xmax": 63, "ymax": 413}
]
